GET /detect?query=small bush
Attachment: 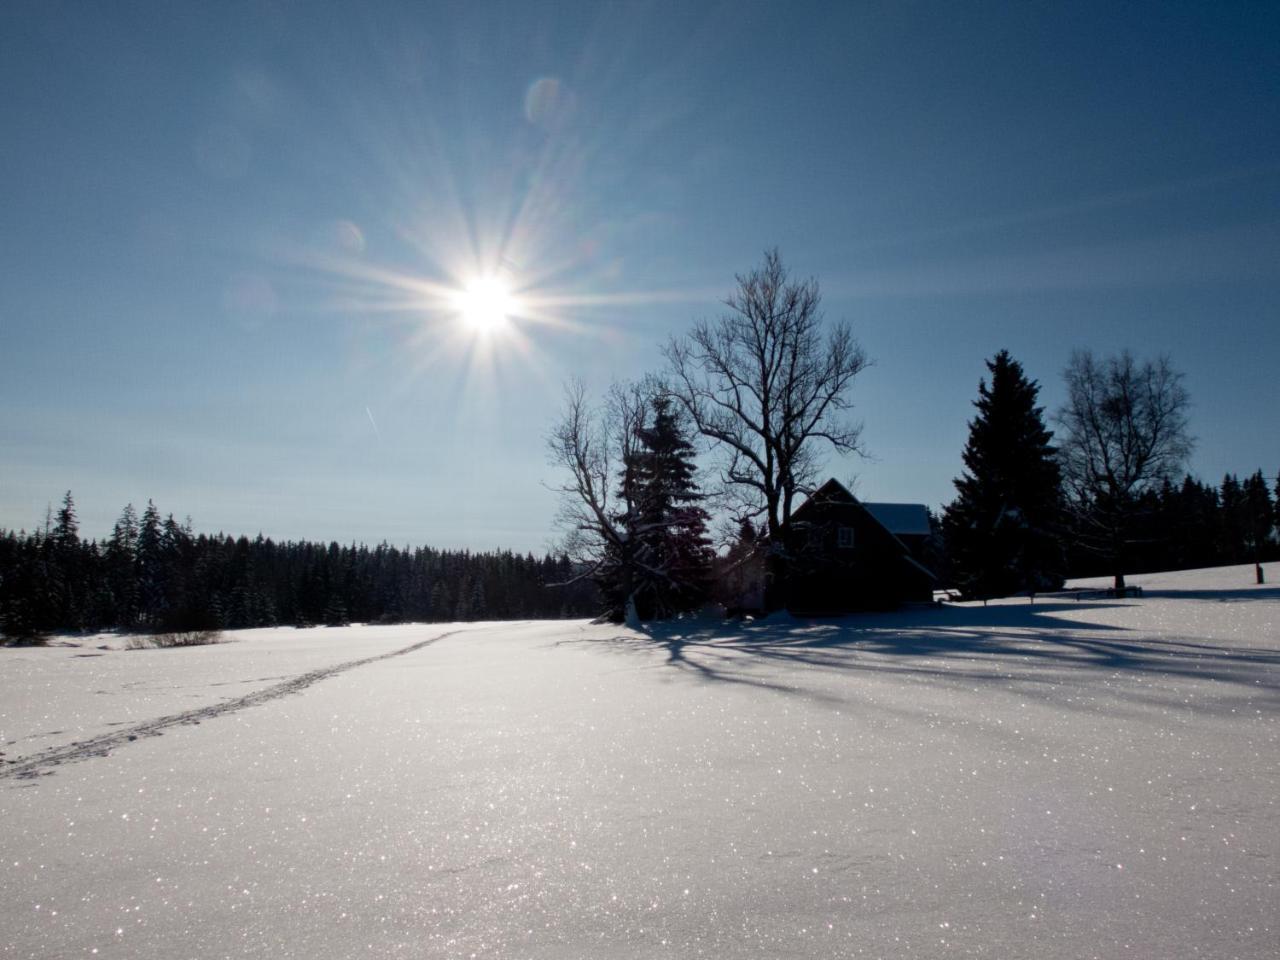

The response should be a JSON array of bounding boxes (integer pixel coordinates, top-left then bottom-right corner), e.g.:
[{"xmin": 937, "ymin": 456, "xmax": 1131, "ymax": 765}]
[
  {"xmin": 2, "ymin": 632, "xmax": 48, "ymax": 647},
  {"xmin": 1, "ymin": 604, "xmax": 48, "ymax": 646},
  {"xmin": 126, "ymin": 630, "xmax": 224, "ymax": 650}
]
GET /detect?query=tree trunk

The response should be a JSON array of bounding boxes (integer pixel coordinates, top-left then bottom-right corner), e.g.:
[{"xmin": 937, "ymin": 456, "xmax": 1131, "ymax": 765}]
[
  {"xmin": 763, "ymin": 546, "xmax": 788, "ymax": 613},
  {"xmin": 623, "ymin": 592, "xmax": 641, "ymax": 629},
  {"xmin": 1111, "ymin": 519, "xmax": 1127, "ymax": 595},
  {"xmin": 619, "ymin": 547, "xmax": 635, "ymax": 624}
]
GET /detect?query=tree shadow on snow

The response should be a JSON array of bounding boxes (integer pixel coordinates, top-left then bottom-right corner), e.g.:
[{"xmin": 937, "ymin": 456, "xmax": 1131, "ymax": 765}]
[
  {"xmin": 570, "ymin": 595, "xmax": 1280, "ymax": 715},
  {"xmin": 1138, "ymin": 585, "xmax": 1280, "ymax": 603}
]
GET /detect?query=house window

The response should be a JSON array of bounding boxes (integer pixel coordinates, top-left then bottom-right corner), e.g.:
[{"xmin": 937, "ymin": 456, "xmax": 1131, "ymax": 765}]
[{"xmin": 837, "ymin": 526, "xmax": 855, "ymax": 549}]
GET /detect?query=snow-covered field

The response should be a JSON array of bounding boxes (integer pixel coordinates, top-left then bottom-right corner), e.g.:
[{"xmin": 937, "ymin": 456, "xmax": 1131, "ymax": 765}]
[{"xmin": 2, "ymin": 564, "xmax": 1276, "ymax": 959}]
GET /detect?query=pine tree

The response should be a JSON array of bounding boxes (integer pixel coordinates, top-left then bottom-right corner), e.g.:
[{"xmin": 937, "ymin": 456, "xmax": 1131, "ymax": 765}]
[
  {"xmin": 1218, "ymin": 474, "xmax": 1246, "ymax": 564},
  {"xmin": 1242, "ymin": 469, "xmax": 1275, "ymax": 566},
  {"xmin": 50, "ymin": 491, "xmax": 83, "ymax": 627},
  {"xmin": 1176, "ymin": 476, "xmax": 1220, "ymax": 570},
  {"xmin": 625, "ymin": 396, "xmax": 715, "ymax": 619},
  {"xmin": 454, "ymin": 575, "xmax": 474, "ymax": 620},
  {"xmin": 135, "ymin": 500, "xmax": 165, "ymax": 627},
  {"xmin": 53, "ymin": 491, "xmax": 78, "ymax": 548},
  {"xmin": 942, "ymin": 350, "xmax": 1065, "ymax": 599},
  {"xmin": 468, "ymin": 578, "xmax": 487, "ymax": 620},
  {"xmin": 323, "ymin": 595, "xmax": 349, "ymax": 626},
  {"xmin": 1269, "ymin": 473, "xmax": 1280, "ymax": 535},
  {"xmin": 429, "ymin": 580, "xmax": 451, "ymax": 622},
  {"xmin": 106, "ymin": 504, "xmax": 141, "ymax": 627},
  {"xmin": 1, "ymin": 534, "xmax": 48, "ymax": 644}
]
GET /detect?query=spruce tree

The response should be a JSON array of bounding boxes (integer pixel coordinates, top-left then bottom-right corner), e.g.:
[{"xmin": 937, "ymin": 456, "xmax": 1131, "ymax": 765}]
[
  {"xmin": 51, "ymin": 491, "xmax": 83, "ymax": 627},
  {"xmin": 1, "ymin": 543, "xmax": 48, "ymax": 644},
  {"xmin": 626, "ymin": 396, "xmax": 715, "ymax": 619},
  {"xmin": 136, "ymin": 500, "xmax": 165, "ymax": 626},
  {"xmin": 942, "ymin": 350, "xmax": 1065, "ymax": 599},
  {"xmin": 1177, "ymin": 476, "xmax": 1220, "ymax": 570},
  {"xmin": 106, "ymin": 504, "xmax": 141, "ymax": 627},
  {"xmin": 1242, "ymin": 469, "xmax": 1275, "ymax": 566},
  {"xmin": 1218, "ymin": 474, "xmax": 1246, "ymax": 563},
  {"xmin": 53, "ymin": 491, "xmax": 78, "ymax": 548}
]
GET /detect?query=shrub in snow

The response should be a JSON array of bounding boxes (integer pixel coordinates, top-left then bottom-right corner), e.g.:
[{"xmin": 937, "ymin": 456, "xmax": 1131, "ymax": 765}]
[{"xmin": 126, "ymin": 630, "xmax": 224, "ymax": 650}]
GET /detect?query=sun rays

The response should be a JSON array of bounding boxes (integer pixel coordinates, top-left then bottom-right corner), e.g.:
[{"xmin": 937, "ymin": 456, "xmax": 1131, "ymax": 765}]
[
  {"xmin": 268, "ymin": 52, "xmax": 724, "ymax": 404},
  {"xmin": 284, "ymin": 230, "xmax": 713, "ymax": 406}
]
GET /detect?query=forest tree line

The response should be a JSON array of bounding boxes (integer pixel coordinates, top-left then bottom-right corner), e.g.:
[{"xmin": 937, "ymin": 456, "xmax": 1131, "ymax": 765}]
[
  {"xmin": 938, "ymin": 348, "xmax": 1276, "ymax": 600},
  {"xmin": 942, "ymin": 461, "xmax": 1280, "ymax": 596},
  {"xmin": 0, "ymin": 495, "xmax": 598, "ymax": 641},
  {"xmin": 2, "ymin": 457, "xmax": 1272, "ymax": 641},
  {"xmin": 1060, "ymin": 469, "xmax": 1278, "ymax": 578}
]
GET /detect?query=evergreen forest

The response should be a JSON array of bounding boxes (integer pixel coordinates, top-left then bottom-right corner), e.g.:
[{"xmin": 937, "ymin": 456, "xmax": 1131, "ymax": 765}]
[{"xmin": 0, "ymin": 493, "xmax": 598, "ymax": 640}]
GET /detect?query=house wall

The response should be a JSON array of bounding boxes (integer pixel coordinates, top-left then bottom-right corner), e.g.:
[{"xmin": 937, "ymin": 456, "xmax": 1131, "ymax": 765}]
[{"xmin": 782, "ymin": 500, "xmax": 933, "ymax": 613}]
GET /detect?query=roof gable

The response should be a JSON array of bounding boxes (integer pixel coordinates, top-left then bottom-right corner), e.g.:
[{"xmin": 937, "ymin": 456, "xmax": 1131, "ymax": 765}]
[{"xmin": 789, "ymin": 478, "xmax": 856, "ymax": 522}]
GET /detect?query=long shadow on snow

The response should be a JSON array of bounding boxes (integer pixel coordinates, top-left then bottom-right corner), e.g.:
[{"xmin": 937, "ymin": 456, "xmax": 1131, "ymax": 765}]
[
  {"xmin": 572, "ymin": 599, "xmax": 1280, "ymax": 713},
  {"xmin": 1138, "ymin": 585, "xmax": 1280, "ymax": 603}
]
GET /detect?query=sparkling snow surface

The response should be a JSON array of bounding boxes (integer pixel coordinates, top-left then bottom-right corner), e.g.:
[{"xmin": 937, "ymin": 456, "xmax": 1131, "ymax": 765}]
[{"xmin": 2, "ymin": 565, "xmax": 1277, "ymax": 958}]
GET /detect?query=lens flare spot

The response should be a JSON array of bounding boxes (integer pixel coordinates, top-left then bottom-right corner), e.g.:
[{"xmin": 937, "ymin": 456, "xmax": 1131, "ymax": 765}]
[
  {"xmin": 331, "ymin": 219, "xmax": 365, "ymax": 254},
  {"xmin": 524, "ymin": 76, "xmax": 575, "ymax": 130}
]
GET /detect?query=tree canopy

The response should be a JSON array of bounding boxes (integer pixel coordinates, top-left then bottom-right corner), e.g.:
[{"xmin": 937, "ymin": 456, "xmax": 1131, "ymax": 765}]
[
  {"xmin": 942, "ymin": 351, "xmax": 1064, "ymax": 599},
  {"xmin": 1056, "ymin": 350, "xmax": 1194, "ymax": 591}
]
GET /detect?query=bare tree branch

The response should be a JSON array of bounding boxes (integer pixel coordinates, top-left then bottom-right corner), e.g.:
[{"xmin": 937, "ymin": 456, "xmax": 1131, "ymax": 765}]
[
  {"xmin": 661, "ymin": 249, "xmax": 869, "ymax": 542},
  {"xmin": 1055, "ymin": 349, "xmax": 1193, "ymax": 591}
]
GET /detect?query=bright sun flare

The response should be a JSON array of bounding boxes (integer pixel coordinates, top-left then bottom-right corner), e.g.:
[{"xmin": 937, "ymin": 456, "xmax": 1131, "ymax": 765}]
[{"xmin": 453, "ymin": 276, "xmax": 516, "ymax": 333}]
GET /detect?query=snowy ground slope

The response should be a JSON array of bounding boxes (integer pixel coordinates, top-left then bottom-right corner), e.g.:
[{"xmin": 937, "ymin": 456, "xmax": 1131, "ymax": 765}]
[
  {"xmin": 0, "ymin": 624, "xmax": 470, "ymax": 765},
  {"xmin": 1068, "ymin": 561, "xmax": 1277, "ymax": 596},
  {"xmin": 1, "ymin": 566, "xmax": 1276, "ymax": 959}
]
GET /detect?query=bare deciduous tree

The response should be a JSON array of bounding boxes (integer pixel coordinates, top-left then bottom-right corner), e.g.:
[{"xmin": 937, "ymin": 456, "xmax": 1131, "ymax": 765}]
[
  {"xmin": 546, "ymin": 379, "xmax": 669, "ymax": 625},
  {"xmin": 662, "ymin": 249, "xmax": 869, "ymax": 545},
  {"xmin": 1056, "ymin": 349, "xmax": 1193, "ymax": 592}
]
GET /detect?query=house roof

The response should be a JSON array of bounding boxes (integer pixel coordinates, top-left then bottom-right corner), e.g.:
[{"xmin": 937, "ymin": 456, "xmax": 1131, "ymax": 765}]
[
  {"xmin": 862, "ymin": 502, "xmax": 932, "ymax": 537},
  {"xmin": 786, "ymin": 478, "xmax": 940, "ymax": 585},
  {"xmin": 790, "ymin": 482, "xmax": 932, "ymax": 537},
  {"xmin": 789, "ymin": 478, "xmax": 857, "ymax": 519}
]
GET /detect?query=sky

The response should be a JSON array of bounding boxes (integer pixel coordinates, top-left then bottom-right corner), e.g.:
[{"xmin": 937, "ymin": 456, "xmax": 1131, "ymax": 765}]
[{"xmin": 2, "ymin": 0, "xmax": 1278, "ymax": 553}]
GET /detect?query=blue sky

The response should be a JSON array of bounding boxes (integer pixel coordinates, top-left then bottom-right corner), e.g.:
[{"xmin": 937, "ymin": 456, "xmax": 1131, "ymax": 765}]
[{"xmin": 2, "ymin": 0, "xmax": 1277, "ymax": 552}]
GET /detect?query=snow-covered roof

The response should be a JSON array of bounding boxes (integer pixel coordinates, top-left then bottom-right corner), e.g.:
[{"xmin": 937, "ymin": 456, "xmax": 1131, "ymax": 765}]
[{"xmin": 862, "ymin": 502, "xmax": 932, "ymax": 537}]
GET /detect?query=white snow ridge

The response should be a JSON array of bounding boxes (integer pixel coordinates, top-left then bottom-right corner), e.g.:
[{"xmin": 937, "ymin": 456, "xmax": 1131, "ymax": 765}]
[{"xmin": 2, "ymin": 565, "xmax": 1277, "ymax": 959}]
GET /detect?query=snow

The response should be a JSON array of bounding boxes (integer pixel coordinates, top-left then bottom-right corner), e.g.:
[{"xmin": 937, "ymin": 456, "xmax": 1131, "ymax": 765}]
[
  {"xmin": 1069, "ymin": 562, "xmax": 1272, "ymax": 593},
  {"xmin": 0, "ymin": 624, "xmax": 457, "ymax": 766},
  {"xmin": 2, "ymin": 565, "xmax": 1277, "ymax": 958}
]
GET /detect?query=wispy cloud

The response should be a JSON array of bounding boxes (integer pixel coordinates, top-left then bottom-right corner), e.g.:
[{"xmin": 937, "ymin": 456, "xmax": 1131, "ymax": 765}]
[
  {"xmin": 848, "ymin": 162, "xmax": 1280, "ymax": 254},
  {"xmin": 830, "ymin": 218, "xmax": 1280, "ymax": 299}
]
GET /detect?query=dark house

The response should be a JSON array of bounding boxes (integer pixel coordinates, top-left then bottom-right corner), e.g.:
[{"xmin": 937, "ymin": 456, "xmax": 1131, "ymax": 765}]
[{"xmin": 780, "ymin": 479, "xmax": 937, "ymax": 613}]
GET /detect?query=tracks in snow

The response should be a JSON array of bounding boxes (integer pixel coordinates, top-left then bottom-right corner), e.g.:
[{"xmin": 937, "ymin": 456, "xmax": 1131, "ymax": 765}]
[{"xmin": 0, "ymin": 628, "xmax": 464, "ymax": 782}]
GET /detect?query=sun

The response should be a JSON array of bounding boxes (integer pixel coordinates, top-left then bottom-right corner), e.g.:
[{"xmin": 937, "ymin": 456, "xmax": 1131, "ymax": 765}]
[{"xmin": 453, "ymin": 275, "xmax": 517, "ymax": 334}]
